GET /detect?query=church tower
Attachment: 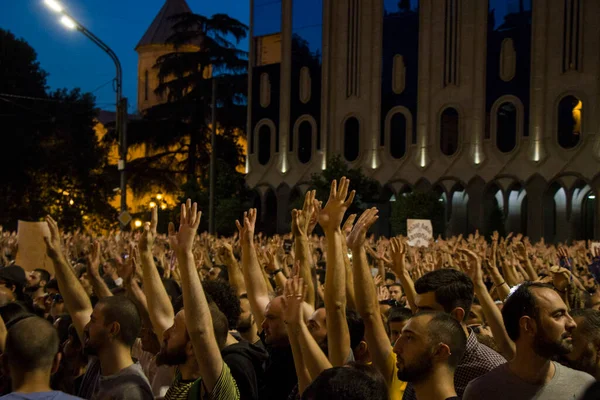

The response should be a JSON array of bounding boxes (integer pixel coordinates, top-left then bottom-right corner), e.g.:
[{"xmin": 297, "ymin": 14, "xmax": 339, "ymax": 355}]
[{"xmin": 135, "ymin": 0, "xmax": 198, "ymax": 113}]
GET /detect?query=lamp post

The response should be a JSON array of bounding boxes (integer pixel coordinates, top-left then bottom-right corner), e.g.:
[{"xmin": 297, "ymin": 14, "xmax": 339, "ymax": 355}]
[{"xmin": 43, "ymin": 0, "xmax": 129, "ymax": 228}]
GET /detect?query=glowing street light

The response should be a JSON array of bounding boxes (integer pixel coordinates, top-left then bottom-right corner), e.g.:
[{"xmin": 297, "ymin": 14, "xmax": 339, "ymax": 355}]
[
  {"xmin": 156, "ymin": 193, "xmax": 163, "ymax": 200},
  {"xmin": 44, "ymin": 0, "xmax": 63, "ymax": 13},
  {"xmin": 149, "ymin": 202, "xmax": 157, "ymax": 209},
  {"xmin": 134, "ymin": 220, "xmax": 142, "ymax": 228},
  {"xmin": 60, "ymin": 15, "xmax": 77, "ymax": 29}
]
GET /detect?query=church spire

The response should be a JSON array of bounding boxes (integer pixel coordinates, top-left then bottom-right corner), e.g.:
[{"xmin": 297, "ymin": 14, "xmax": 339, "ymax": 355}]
[{"xmin": 135, "ymin": 0, "xmax": 192, "ymax": 49}]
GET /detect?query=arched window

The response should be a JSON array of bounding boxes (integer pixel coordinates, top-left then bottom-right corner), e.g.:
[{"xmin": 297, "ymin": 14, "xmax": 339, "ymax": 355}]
[
  {"xmin": 558, "ymin": 95, "xmax": 582, "ymax": 149},
  {"xmin": 144, "ymin": 70, "xmax": 149, "ymax": 101},
  {"xmin": 496, "ymin": 102, "xmax": 517, "ymax": 153},
  {"xmin": 258, "ymin": 125, "xmax": 272, "ymax": 165},
  {"xmin": 344, "ymin": 117, "xmax": 360, "ymax": 162},
  {"xmin": 389, "ymin": 113, "xmax": 407, "ymax": 159},
  {"xmin": 440, "ymin": 108, "xmax": 459, "ymax": 156},
  {"xmin": 298, "ymin": 121, "xmax": 312, "ymax": 164}
]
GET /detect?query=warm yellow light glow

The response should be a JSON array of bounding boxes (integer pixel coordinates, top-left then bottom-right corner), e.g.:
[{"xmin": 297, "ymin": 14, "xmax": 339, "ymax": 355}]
[
  {"xmin": 572, "ymin": 100, "xmax": 582, "ymax": 135},
  {"xmin": 419, "ymin": 149, "xmax": 427, "ymax": 168},
  {"xmin": 160, "ymin": 203, "xmax": 167, "ymax": 210},
  {"xmin": 44, "ymin": 0, "xmax": 64, "ymax": 13},
  {"xmin": 134, "ymin": 220, "xmax": 142, "ymax": 228},
  {"xmin": 149, "ymin": 202, "xmax": 157, "ymax": 209},
  {"xmin": 280, "ymin": 153, "xmax": 288, "ymax": 174},
  {"xmin": 69, "ymin": 199, "xmax": 74, "ymax": 205},
  {"xmin": 371, "ymin": 150, "xmax": 378, "ymax": 169},
  {"xmin": 60, "ymin": 15, "xmax": 77, "ymax": 30},
  {"xmin": 62, "ymin": 191, "xmax": 69, "ymax": 196},
  {"xmin": 474, "ymin": 147, "xmax": 481, "ymax": 165},
  {"xmin": 156, "ymin": 194, "xmax": 163, "ymax": 200}
]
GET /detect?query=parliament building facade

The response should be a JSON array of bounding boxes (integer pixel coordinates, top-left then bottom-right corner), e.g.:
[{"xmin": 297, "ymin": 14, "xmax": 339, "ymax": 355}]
[{"xmin": 246, "ymin": 0, "xmax": 600, "ymax": 241}]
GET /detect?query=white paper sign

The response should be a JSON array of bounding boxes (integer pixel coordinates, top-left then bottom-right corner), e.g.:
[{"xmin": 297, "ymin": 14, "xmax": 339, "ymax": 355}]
[
  {"xmin": 16, "ymin": 221, "xmax": 53, "ymax": 274},
  {"xmin": 592, "ymin": 242, "xmax": 600, "ymax": 255},
  {"xmin": 407, "ymin": 219, "xmax": 433, "ymax": 247}
]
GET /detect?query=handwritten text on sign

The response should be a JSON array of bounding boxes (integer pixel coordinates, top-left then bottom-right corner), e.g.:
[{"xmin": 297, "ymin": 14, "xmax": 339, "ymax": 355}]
[{"xmin": 407, "ymin": 219, "xmax": 433, "ymax": 247}]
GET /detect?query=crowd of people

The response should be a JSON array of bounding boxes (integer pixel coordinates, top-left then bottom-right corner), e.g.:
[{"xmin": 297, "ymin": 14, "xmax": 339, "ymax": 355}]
[{"xmin": 0, "ymin": 177, "xmax": 599, "ymax": 399}]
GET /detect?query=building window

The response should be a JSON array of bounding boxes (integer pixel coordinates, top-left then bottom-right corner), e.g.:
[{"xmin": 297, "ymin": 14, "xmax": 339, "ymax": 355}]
[
  {"xmin": 298, "ymin": 121, "xmax": 312, "ymax": 164},
  {"xmin": 258, "ymin": 124, "xmax": 272, "ymax": 165},
  {"xmin": 496, "ymin": 102, "xmax": 517, "ymax": 153},
  {"xmin": 344, "ymin": 117, "xmax": 360, "ymax": 162},
  {"xmin": 440, "ymin": 108, "xmax": 459, "ymax": 156},
  {"xmin": 558, "ymin": 95, "xmax": 582, "ymax": 149},
  {"xmin": 144, "ymin": 70, "xmax": 149, "ymax": 101},
  {"xmin": 389, "ymin": 113, "xmax": 407, "ymax": 159}
]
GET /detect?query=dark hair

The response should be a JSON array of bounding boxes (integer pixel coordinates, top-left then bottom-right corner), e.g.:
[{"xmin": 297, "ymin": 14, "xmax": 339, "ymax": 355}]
[
  {"xmin": 45, "ymin": 279, "xmax": 59, "ymax": 293},
  {"xmin": 34, "ymin": 269, "xmax": 51, "ymax": 284},
  {"xmin": 202, "ymin": 280, "xmax": 241, "ymax": 330},
  {"xmin": 162, "ymin": 279, "xmax": 182, "ymax": 308},
  {"xmin": 385, "ymin": 272, "xmax": 396, "ymax": 282},
  {"xmin": 502, "ymin": 282, "xmax": 554, "ymax": 341},
  {"xmin": 302, "ymin": 365, "xmax": 388, "ymax": 400},
  {"xmin": 420, "ymin": 311, "xmax": 467, "ymax": 370},
  {"xmin": 216, "ymin": 265, "xmax": 229, "ymax": 282},
  {"xmin": 0, "ymin": 302, "xmax": 31, "ymax": 328},
  {"xmin": 388, "ymin": 306, "xmax": 413, "ymax": 324},
  {"xmin": 414, "ymin": 269, "xmax": 474, "ymax": 321},
  {"xmin": 570, "ymin": 309, "xmax": 600, "ymax": 341},
  {"xmin": 156, "ymin": 265, "xmax": 165, "ymax": 279},
  {"xmin": 209, "ymin": 303, "xmax": 229, "ymax": 350},
  {"xmin": 55, "ymin": 314, "xmax": 72, "ymax": 345},
  {"xmin": 97, "ymin": 296, "xmax": 141, "ymax": 348},
  {"xmin": 5, "ymin": 316, "xmax": 59, "ymax": 371},
  {"xmin": 346, "ymin": 309, "xmax": 365, "ymax": 351}
]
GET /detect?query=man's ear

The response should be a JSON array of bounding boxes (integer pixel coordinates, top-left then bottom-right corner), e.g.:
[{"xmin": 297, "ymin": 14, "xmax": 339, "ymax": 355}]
[
  {"xmin": 450, "ymin": 307, "xmax": 465, "ymax": 323},
  {"xmin": 433, "ymin": 342, "xmax": 452, "ymax": 362},
  {"xmin": 40, "ymin": 280, "xmax": 47, "ymax": 288},
  {"xmin": 519, "ymin": 316, "xmax": 536, "ymax": 337},
  {"xmin": 109, "ymin": 321, "xmax": 121, "ymax": 340},
  {"xmin": 51, "ymin": 352, "xmax": 63, "ymax": 375}
]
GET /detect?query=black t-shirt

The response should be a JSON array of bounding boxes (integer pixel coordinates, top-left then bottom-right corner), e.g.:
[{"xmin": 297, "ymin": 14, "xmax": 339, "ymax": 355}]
[
  {"xmin": 222, "ymin": 340, "xmax": 269, "ymax": 400},
  {"xmin": 258, "ymin": 333, "xmax": 297, "ymax": 400}
]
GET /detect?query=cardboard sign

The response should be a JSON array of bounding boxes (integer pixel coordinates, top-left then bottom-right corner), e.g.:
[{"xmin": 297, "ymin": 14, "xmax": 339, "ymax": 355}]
[
  {"xmin": 407, "ymin": 219, "xmax": 433, "ymax": 247},
  {"xmin": 16, "ymin": 221, "xmax": 53, "ymax": 274}
]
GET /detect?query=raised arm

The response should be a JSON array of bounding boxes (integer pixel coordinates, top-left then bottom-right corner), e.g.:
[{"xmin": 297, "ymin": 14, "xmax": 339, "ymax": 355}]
[
  {"xmin": 460, "ymin": 248, "xmax": 515, "ymax": 360},
  {"xmin": 44, "ymin": 216, "xmax": 92, "ymax": 342},
  {"xmin": 218, "ymin": 243, "xmax": 247, "ymax": 297},
  {"xmin": 341, "ymin": 214, "xmax": 357, "ymax": 310},
  {"xmin": 86, "ymin": 241, "xmax": 113, "ymax": 299},
  {"xmin": 349, "ymin": 208, "xmax": 396, "ymax": 384},
  {"xmin": 318, "ymin": 178, "xmax": 355, "ymax": 367},
  {"xmin": 236, "ymin": 209, "xmax": 270, "ymax": 326},
  {"xmin": 390, "ymin": 237, "xmax": 417, "ymax": 312},
  {"xmin": 138, "ymin": 207, "xmax": 174, "ymax": 339},
  {"xmin": 292, "ymin": 190, "xmax": 317, "ymax": 308},
  {"xmin": 170, "ymin": 200, "xmax": 234, "ymax": 395}
]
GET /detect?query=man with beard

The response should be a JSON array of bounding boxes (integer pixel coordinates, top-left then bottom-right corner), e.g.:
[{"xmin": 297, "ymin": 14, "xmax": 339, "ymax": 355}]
[
  {"xmin": 43, "ymin": 216, "xmax": 153, "ymax": 400},
  {"xmin": 463, "ymin": 282, "xmax": 595, "ymax": 400},
  {"xmin": 559, "ymin": 308, "xmax": 600, "ymax": 380},
  {"xmin": 393, "ymin": 312, "xmax": 467, "ymax": 400},
  {"xmin": 25, "ymin": 268, "xmax": 50, "ymax": 300}
]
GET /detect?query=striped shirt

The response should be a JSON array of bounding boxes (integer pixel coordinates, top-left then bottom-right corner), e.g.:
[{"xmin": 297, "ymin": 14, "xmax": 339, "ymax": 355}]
[{"xmin": 164, "ymin": 363, "xmax": 239, "ymax": 400}]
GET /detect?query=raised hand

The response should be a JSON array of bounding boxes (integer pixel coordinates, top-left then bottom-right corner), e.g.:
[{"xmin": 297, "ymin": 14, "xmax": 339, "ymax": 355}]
[
  {"xmin": 87, "ymin": 241, "xmax": 102, "ymax": 277},
  {"xmin": 342, "ymin": 214, "xmax": 357, "ymax": 237},
  {"xmin": 291, "ymin": 190, "xmax": 316, "ymax": 237},
  {"xmin": 139, "ymin": 206, "xmax": 158, "ymax": 254},
  {"xmin": 282, "ymin": 275, "xmax": 307, "ymax": 326},
  {"xmin": 44, "ymin": 216, "xmax": 65, "ymax": 262},
  {"xmin": 390, "ymin": 237, "xmax": 408, "ymax": 274},
  {"xmin": 235, "ymin": 208, "xmax": 257, "ymax": 246},
  {"xmin": 458, "ymin": 248, "xmax": 483, "ymax": 284},
  {"xmin": 315, "ymin": 177, "xmax": 356, "ymax": 233},
  {"xmin": 377, "ymin": 285, "xmax": 390, "ymax": 302},
  {"xmin": 307, "ymin": 201, "xmax": 322, "ymax": 236},
  {"xmin": 119, "ymin": 244, "xmax": 139, "ymax": 285},
  {"xmin": 346, "ymin": 208, "xmax": 379, "ymax": 250},
  {"xmin": 168, "ymin": 199, "xmax": 202, "ymax": 256}
]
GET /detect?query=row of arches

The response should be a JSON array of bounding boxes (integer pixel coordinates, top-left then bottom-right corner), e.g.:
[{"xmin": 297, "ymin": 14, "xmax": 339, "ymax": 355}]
[
  {"xmin": 254, "ymin": 94, "xmax": 583, "ymax": 166},
  {"xmin": 250, "ymin": 177, "xmax": 598, "ymax": 242}
]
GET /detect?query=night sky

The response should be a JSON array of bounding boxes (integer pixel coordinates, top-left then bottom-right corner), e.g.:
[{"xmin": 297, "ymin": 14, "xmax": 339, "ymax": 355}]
[
  {"xmin": 1, "ymin": 0, "xmax": 525, "ymax": 113},
  {"xmin": 0, "ymin": 0, "xmax": 250, "ymax": 113}
]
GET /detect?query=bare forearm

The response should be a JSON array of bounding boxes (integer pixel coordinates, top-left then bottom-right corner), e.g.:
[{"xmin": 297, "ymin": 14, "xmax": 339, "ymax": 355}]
[
  {"xmin": 341, "ymin": 240, "xmax": 357, "ymax": 310},
  {"xmin": 241, "ymin": 241, "xmax": 269, "ymax": 323},
  {"xmin": 291, "ymin": 321, "xmax": 332, "ymax": 380},
  {"xmin": 140, "ymin": 252, "xmax": 174, "ymax": 338},
  {"xmin": 474, "ymin": 281, "xmax": 514, "ymax": 360},
  {"xmin": 224, "ymin": 256, "xmax": 247, "ymax": 296},
  {"xmin": 489, "ymin": 270, "xmax": 511, "ymax": 301},
  {"xmin": 88, "ymin": 271, "xmax": 113, "ymax": 299},
  {"xmin": 177, "ymin": 251, "xmax": 222, "ymax": 391},
  {"xmin": 324, "ymin": 230, "xmax": 350, "ymax": 367},
  {"xmin": 395, "ymin": 268, "xmax": 416, "ymax": 312},
  {"xmin": 296, "ymin": 236, "xmax": 316, "ymax": 307},
  {"xmin": 286, "ymin": 325, "xmax": 312, "ymax": 395},
  {"xmin": 524, "ymin": 259, "xmax": 539, "ymax": 281}
]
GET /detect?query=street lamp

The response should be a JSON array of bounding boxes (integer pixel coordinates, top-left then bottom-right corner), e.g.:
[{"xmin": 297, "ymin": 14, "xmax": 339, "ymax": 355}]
[{"xmin": 43, "ymin": 0, "xmax": 129, "ymax": 228}]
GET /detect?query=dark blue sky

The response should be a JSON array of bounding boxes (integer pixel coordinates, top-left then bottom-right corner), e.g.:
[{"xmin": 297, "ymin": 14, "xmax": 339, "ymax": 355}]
[{"xmin": 0, "ymin": 0, "xmax": 249, "ymax": 113}]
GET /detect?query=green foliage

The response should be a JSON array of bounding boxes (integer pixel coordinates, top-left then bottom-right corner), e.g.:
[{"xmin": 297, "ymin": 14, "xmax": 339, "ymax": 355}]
[
  {"xmin": 308, "ymin": 155, "xmax": 381, "ymax": 215},
  {"xmin": 390, "ymin": 191, "xmax": 445, "ymax": 237},
  {"xmin": 0, "ymin": 29, "xmax": 115, "ymax": 230}
]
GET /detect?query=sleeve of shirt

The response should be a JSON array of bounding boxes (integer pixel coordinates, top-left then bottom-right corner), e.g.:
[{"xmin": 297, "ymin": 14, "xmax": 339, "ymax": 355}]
[{"xmin": 208, "ymin": 362, "xmax": 240, "ymax": 400}]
